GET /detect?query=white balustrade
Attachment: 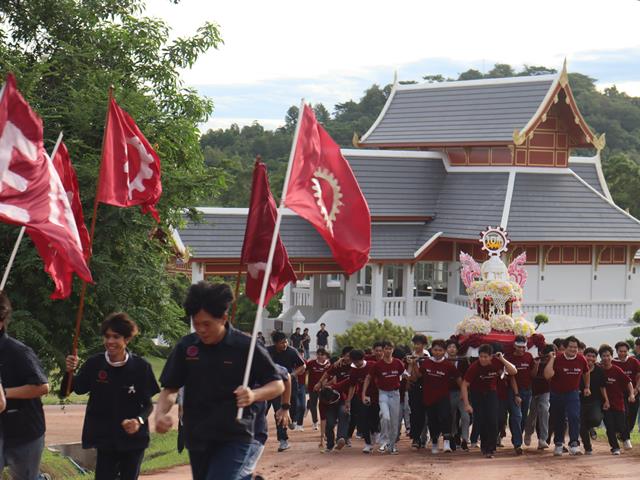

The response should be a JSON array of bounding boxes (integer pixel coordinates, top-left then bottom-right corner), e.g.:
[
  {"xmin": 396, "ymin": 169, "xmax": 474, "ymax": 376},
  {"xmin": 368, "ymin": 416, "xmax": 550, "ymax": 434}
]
[
  {"xmin": 522, "ymin": 300, "xmax": 631, "ymax": 320},
  {"xmin": 383, "ymin": 297, "xmax": 406, "ymax": 318},
  {"xmin": 320, "ymin": 290, "xmax": 345, "ymax": 310},
  {"xmin": 292, "ymin": 287, "xmax": 311, "ymax": 306},
  {"xmin": 413, "ymin": 297, "xmax": 429, "ymax": 317},
  {"xmin": 351, "ymin": 296, "xmax": 372, "ymax": 318}
]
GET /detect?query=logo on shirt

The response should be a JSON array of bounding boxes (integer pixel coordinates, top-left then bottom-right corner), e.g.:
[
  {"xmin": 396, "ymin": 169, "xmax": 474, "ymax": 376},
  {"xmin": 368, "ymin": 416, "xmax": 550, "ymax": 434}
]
[
  {"xmin": 128, "ymin": 385, "xmax": 136, "ymax": 394},
  {"xmin": 97, "ymin": 370, "xmax": 108, "ymax": 383},
  {"xmin": 186, "ymin": 345, "xmax": 199, "ymax": 360}
]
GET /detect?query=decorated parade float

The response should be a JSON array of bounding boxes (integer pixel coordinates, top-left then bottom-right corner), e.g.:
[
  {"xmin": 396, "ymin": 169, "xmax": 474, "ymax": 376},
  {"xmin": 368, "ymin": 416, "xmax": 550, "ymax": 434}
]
[{"xmin": 454, "ymin": 227, "xmax": 545, "ymax": 355}]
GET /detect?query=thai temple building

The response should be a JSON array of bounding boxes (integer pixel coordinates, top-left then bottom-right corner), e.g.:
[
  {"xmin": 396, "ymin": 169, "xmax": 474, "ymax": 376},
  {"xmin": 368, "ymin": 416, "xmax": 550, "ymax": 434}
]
[{"xmin": 177, "ymin": 63, "xmax": 640, "ymax": 347}]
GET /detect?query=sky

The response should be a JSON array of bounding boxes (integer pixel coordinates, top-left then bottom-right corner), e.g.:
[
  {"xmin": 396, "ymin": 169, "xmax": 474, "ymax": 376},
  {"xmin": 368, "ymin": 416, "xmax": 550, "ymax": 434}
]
[{"xmin": 146, "ymin": 0, "xmax": 640, "ymax": 131}]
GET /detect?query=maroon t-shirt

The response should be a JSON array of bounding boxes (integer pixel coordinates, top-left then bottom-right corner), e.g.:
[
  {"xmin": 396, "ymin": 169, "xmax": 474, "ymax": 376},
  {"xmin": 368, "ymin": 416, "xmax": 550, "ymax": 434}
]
[
  {"xmin": 306, "ymin": 359, "xmax": 331, "ymax": 389},
  {"xmin": 532, "ymin": 361, "xmax": 550, "ymax": 395},
  {"xmin": 349, "ymin": 361, "xmax": 377, "ymax": 399},
  {"xmin": 506, "ymin": 352, "xmax": 535, "ymax": 391},
  {"xmin": 465, "ymin": 358, "xmax": 503, "ymax": 393},
  {"xmin": 328, "ymin": 361, "xmax": 351, "ymax": 382},
  {"xmin": 371, "ymin": 358, "xmax": 405, "ymax": 391},
  {"xmin": 420, "ymin": 358, "xmax": 459, "ymax": 406},
  {"xmin": 613, "ymin": 357, "xmax": 640, "ymax": 387},
  {"xmin": 447, "ymin": 357, "xmax": 469, "ymax": 392},
  {"xmin": 550, "ymin": 353, "xmax": 589, "ymax": 393},
  {"xmin": 603, "ymin": 364, "xmax": 632, "ymax": 412}
]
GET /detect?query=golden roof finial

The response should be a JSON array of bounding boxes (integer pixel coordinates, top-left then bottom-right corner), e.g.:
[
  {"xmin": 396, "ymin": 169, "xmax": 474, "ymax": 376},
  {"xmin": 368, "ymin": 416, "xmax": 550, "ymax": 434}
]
[
  {"xmin": 558, "ymin": 58, "xmax": 569, "ymax": 88},
  {"xmin": 352, "ymin": 132, "xmax": 360, "ymax": 148}
]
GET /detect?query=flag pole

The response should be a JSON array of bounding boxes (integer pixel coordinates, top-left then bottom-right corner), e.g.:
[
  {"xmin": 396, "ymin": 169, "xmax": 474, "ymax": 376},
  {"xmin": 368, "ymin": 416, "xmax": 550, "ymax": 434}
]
[
  {"xmin": 0, "ymin": 132, "xmax": 64, "ymax": 291},
  {"xmin": 66, "ymin": 86, "xmax": 113, "ymax": 395},
  {"xmin": 237, "ymin": 100, "xmax": 305, "ymax": 419}
]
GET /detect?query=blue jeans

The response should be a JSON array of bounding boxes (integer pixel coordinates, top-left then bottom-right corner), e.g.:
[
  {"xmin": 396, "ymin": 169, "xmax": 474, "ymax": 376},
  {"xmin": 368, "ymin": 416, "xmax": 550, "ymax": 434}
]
[
  {"xmin": 239, "ymin": 440, "xmax": 265, "ymax": 478},
  {"xmin": 0, "ymin": 434, "xmax": 44, "ymax": 480},
  {"xmin": 550, "ymin": 390, "xmax": 581, "ymax": 447},
  {"xmin": 269, "ymin": 397, "xmax": 288, "ymax": 441},
  {"xmin": 508, "ymin": 389, "xmax": 531, "ymax": 447},
  {"xmin": 378, "ymin": 389, "xmax": 401, "ymax": 449},
  {"xmin": 188, "ymin": 441, "xmax": 253, "ymax": 480},
  {"xmin": 295, "ymin": 382, "xmax": 306, "ymax": 425}
]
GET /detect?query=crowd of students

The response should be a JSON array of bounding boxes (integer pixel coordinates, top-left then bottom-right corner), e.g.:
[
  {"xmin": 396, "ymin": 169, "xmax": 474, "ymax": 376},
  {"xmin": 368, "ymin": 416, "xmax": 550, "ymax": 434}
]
[
  {"xmin": 277, "ymin": 333, "xmax": 640, "ymax": 460},
  {"xmin": 2, "ymin": 280, "xmax": 640, "ymax": 480}
]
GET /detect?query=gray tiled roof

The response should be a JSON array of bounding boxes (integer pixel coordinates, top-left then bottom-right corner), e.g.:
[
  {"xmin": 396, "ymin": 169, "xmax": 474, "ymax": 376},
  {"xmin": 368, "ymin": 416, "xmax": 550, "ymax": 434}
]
[
  {"xmin": 507, "ymin": 173, "xmax": 640, "ymax": 241},
  {"xmin": 361, "ymin": 76, "xmax": 555, "ymax": 145},
  {"xmin": 347, "ymin": 153, "xmax": 445, "ymax": 216},
  {"xmin": 569, "ymin": 162, "xmax": 604, "ymax": 196}
]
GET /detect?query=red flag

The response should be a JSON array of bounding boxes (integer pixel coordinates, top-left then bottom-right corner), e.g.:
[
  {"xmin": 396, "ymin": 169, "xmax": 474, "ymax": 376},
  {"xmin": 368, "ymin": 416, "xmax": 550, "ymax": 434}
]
[
  {"xmin": 241, "ymin": 161, "xmax": 297, "ymax": 305},
  {"xmin": 284, "ymin": 105, "xmax": 370, "ymax": 274},
  {"xmin": 0, "ymin": 74, "xmax": 93, "ymax": 298},
  {"xmin": 97, "ymin": 97, "xmax": 162, "ymax": 222},
  {"xmin": 51, "ymin": 141, "xmax": 91, "ymax": 259}
]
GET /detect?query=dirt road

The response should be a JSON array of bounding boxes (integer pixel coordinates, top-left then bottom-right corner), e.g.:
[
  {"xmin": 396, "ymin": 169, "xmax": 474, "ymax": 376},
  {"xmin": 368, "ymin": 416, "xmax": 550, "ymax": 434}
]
[{"xmin": 45, "ymin": 406, "xmax": 640, "ymax": 479}]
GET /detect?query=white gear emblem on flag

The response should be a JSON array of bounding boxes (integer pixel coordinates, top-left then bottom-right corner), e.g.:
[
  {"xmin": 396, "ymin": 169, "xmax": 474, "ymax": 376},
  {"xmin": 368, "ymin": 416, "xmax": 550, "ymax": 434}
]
[{"xmin": 311, "ymin": 167, "xmax": 343, "ymax": 236}]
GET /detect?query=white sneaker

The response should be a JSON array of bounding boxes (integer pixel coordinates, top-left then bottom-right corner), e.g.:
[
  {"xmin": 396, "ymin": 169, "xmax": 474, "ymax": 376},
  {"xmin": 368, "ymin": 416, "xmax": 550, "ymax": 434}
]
[
  {"xmin": 569, "ymin": 445, "xmax": 582, "ymax": 456},
  {"xmin": 524, "ymin": 433, "xmax": 531, "ymax": 447},
  {"xmin": 443, "ymin": 440, "xmax": 452, "ymax": 453},
  {"xmin": 612, "ymin": 449, "xmax": 621, "ymax": 455},
  {"xmin": 378, "ymin": 443, "xmax": 388, "ymax": 453},
  {"xmin": 553, "ymin": 445, "xmax": 563, "ymax": 456},
  {"xmin": 313, "ymin": 422, "xmax": 319, "ymax": 431},
  {"xmin": 431, "ymin": 444, "xmax": 439, "ymax": 454},
  {"xmin": 362, "ymin": 444, "xmax": 372, "ymax": 454},
  {"xmin": 295, "ymin": 425, "xmax": 304, "ymax": 432},
  {"xmin": 278, "ymin": 440, "xmax": 290, "ymax": 452},
  {"xmin": 470, "ymin": 442, "xmax": 479, "ymax": 449},
  {"xmin": 623, "ymin": 439, "xmax": 632, "ymax": 450},
  {"xmin": 390, "ymin": 447, "xmax": 399, "ymax": 455},
  {"xmin": 538, "ymin": 440, "xmax": 549, "ymax": 450}
]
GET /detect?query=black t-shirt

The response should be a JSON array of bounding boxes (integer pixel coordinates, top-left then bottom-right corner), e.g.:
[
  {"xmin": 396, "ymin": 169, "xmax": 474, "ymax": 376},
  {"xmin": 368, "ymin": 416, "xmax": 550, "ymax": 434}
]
[
  {"xmin": 253, "ymin": 364, "xmax": 289, "ymax": 445},
  {"xmin": 581, "ymin": 364, "xmax": 605, "ymax": 405},
  {"xmin": 67, "ymin": 352, "xmax": 160, "ymax": 450},
  {"xmin": 267, "ymin": 345, "xmax": 305, "ymax": 373},
  {"xmin": 0, "ymin": 330, "xmax": 48, "ymax": 447},
  {"xmin": 302, "ymin": 334, "xmax": 311, "ymax": 348},
  {"xmin": 290, "ymin": 333, "xmax": 303, "ymax": 349},
  {"xmin": 160, "ymin": 326, "xmax": 281, "ymax": 449},
  {"xmin": 316, "ymin": 330, "xmax": 329, "ymax": 346}
]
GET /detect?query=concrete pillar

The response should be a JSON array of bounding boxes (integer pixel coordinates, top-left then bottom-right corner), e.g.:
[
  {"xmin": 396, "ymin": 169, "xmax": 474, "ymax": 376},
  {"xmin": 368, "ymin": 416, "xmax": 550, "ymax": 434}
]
[
  {"xmin": 344, "ymin": 273, "xmax": 358, "ymax": 313},
  {"xmin": 371, "ymin": 264, "xmax": 384, "ymax": 320},
  {"xmin": 281, "ymin": 283, "xmax": 292, "ymax": 313},
  {"xmin": 191, "ymin": 261, "xmax": 204, "ymax": 284},
  {"xmin": 403, "ymin": 263, "xmax": 414, "ymax": 319}
]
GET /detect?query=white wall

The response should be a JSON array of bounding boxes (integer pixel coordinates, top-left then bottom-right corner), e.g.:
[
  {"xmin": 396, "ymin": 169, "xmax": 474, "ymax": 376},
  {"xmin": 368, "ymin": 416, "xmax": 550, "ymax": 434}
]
[
  {"xmin": 538, "ymin": 265, "xmax": 591, "ymax": 302},
  {"xmin": 593, "ymin": 265, "xmax": 627, "ymax": 301},
  {"xmin": 522, "ymin": 265, "xmax": 539, "ymax": 302},
  {"xmin": 630, "ymin": 263, "xmax": 640, "ymax": 313}
]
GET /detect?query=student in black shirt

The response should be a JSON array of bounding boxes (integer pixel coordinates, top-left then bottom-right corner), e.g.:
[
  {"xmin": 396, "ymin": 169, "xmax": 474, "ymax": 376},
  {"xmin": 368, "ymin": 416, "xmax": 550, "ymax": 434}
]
[
  {"xmin": 579, "ymin": 347, "xmax": 605, "ymax": 454},
  {"xmin": 155, "ymin": 282, "xmax": 284, "ymax": 480},
  {"xmin": 316, "ymin": 323, "xmax": 329, "ymax": 350},
  {"xmin": 267, "ymin": 331, "xmax": 305, "ymax": 452},
  {"xmin": 63, "ymin": 312, "xmax": 159, "ymax": 480},
  {"xmin": 290, "ymin": 328, "xmax": 303, "ymax": 349},
  {"xmin": 0, "ymin": 292, "xmax": 50, "ymax": 479}
]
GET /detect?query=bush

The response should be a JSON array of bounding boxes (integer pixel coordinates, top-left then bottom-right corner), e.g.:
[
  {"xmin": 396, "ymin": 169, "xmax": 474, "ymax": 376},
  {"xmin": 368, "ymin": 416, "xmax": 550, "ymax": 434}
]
[
  {"xmin": 335, "ymin": 319, "xmax": 416, "ymax": 351},
  {"xmin": 631, "ymin": 326, "xmax": 640, "ymax": 338},
  {"xmin": 534, "ymin": 313, "xmax": 549, "ymax": 329},
  {"xmin": 632, "ymin": 310, "xmax": 640, "ymax": 324}
]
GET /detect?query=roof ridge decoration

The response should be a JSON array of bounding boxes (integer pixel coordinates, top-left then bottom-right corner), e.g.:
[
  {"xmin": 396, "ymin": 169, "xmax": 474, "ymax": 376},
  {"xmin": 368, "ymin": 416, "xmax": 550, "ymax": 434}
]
[
  {"xmin": 359, "ymin": 73, "xmax": 399, "ymax": 144},
  {"xmin": 512, "ymin": 60, "xmax": 606, "ymax": 152}
]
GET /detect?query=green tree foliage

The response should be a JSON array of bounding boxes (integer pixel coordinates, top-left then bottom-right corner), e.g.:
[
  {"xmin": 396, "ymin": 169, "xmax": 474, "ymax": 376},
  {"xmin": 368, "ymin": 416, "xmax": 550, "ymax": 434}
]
[
  {"xmin": 0, "ymin": 0, "xmax": 222, "ymax": 372},
  {"xmin": 335, "ymin": 319, "xmax": 415, "ymax": 351},
  {"xmin": 603, "ymin": 154, "xmax": 640, "ymax": 217},
  {"xmin": 534, "ymin": 313, "xmax": 550, "ymax": 330}
]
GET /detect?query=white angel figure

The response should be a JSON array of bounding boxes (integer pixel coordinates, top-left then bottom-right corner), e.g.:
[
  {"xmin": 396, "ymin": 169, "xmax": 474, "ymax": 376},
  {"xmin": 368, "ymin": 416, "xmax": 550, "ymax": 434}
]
[
  {"xmin": 508, "ymin": 252, "xmax": 528, "ymax": 287},
  {"xmin": 459, "ymin": 252, "xmax": 481, "ymax": 288}
]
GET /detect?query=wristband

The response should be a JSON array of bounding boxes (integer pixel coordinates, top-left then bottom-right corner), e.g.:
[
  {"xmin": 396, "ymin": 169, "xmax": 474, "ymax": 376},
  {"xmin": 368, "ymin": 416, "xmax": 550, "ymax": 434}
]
[
  {"xmin": 281, "ymin": 403, "xmax": 291, "ymax": 410},
  {"xmin": 137, "ymin": 416, "xmax": 145, "ymax": 425}
]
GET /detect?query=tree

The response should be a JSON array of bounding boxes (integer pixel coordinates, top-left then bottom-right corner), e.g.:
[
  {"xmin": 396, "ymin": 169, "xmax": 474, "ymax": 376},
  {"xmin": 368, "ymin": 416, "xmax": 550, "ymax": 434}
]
[
  {"xmin": 602, "ymin": 154, "xmax": 640, "ymax": 218},
  {"xmin": 313, "ymin": 103, "xmax": 331, "ymax": 124},
  {"xmin": 0, "ymin": 0, "xmax": 223, "ymax": 372},
  {"xmin": 335, "ymin": 319, "xmax": 415, "ymax": 351},
  {"xmin": 486, "ymin": 63, "xmax": 516, "ymax": 78},
  {"xmin": 284, "ymin": 105, "xmax": 299, "ymax": 133},
  {"xmin": 534, "ymin": 313, "xmax": 549, "ymax": 330},
  {"xmin": 457, "ymin": 69, "xmax": 483, "ymax": 81}
]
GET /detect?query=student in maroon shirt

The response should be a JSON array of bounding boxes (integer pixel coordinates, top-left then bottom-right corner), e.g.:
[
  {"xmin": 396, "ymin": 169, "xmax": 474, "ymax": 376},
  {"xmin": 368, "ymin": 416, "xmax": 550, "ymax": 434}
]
[
  {"xmin": 505, "ymin": 335, "xmax": 535, "ymax": 454},
  {"xmin": 524, "ymin": 343, "xmax": 554, "ymax": 450},
  {"xmin": 346, "ymin": 349, "xmax": 377, "ymax": 453},
  {"xmin": 318, "ymin": 346, "xmax": 353, "ymax": 386},
  {"xmin": 461, "ymin": 344, "xmax": 517, "ymax": 458},
  {"xmin": 410, "ymin": 339, "xmax": 460, "ymax": 454},
  {"xmin": 544, "ymin": 335, "xmax": 590, "ymax": 456},
  {"xmin": 363, "ymin": 340, "xmax": 405, "ymax": 455},
  {"xmin": 600, "ymin": 344, "xmax": 636, "ymax": 454},
  {"xmin": 407, "ymin": 335, "xmax": 430, "ymax": 449},
  {"xmin": 307, "ymin": 348, "xmax": 331, "ymax": 431},
  {"xmin": 446, "ymin": 339, "xmax": 470, "ymax": 451},
  {"xmin": 613, "ymin": 341, "xmax": 640, "ymax": 443},
  {"xmin": 319, "ymin": 379, "xmax": 351, "ymax": 453}
]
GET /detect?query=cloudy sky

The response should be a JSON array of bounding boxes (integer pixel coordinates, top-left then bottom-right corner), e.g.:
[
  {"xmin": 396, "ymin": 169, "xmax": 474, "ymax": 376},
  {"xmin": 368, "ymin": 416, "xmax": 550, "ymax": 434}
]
[{"xmin": 146, "ymin": 0, "xmax": 640, "ymax": 131}]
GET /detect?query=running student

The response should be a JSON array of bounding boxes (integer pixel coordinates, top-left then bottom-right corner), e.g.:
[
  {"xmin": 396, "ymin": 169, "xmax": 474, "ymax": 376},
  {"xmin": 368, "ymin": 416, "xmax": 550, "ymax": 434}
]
[
  {"xmin": 461, "ymin": 344, "xmax": 517, "ymax": 458},
  {"xmin": 544, "ymin": 335, "xmax": 590, "ymax": 456},
  {"xmin": 63, "ymin": 313, "xmax": 159, "ymax": 480},
  {"xmin": 579, "ymin": 347, "xmax": 605, "ymax": 455},
  {"xmin": 363, "ymin": 340, "xmax": 405, "ymax": 454},
  {"xmin": 319, "ymin": 380, "xmax": 351, "ymax": 453},
  {"xmin": 307, "ymin": 348, "xmax": 331, "ymax": 431},
  {"xmin": 524, "ymin": 343, "xmax": 554, "ymax": 450},
  {"xmin": 407, "ymin": 334, "xmax": 430, "ymax": 449},
  {"xmin": 155, "ymin": 282, "xmax": 284, "ymax": 480},
  {"xmin": 600, "ymin": 344, "xmax": 636, "ymax": 454},
  {"xmin": 506, "ymin": 335, "xmax": 535, "ymax": 455},
  {"xmin": 346, "ymin": 349, "xmax": 377, "ymax": 453},
  {"xmin": 612, "ymin": 341, "xmax": 640, "ymax": 443},
  {"xmin": 446, "ymin": 339, "xmax": 470, "ymax": 451},
  {"xmin": 410, "ymin": 339, "xmax": 461, "ymax": 454}
]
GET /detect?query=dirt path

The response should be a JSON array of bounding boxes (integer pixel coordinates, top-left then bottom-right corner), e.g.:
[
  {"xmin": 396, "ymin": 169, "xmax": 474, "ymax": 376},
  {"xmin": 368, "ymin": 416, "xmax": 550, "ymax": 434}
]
[{"xmin": 45, "ymin": 406, "xmax": 640, "ymax": 479}]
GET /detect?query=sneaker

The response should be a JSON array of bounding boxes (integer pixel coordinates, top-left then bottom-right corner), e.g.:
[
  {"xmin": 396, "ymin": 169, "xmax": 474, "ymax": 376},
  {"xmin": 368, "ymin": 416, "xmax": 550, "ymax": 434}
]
[
  {"xmin": 313, "ymin": 422, "xmax": 319, "ymax": 431},
  {"xmin": 362, "ymin": 444, "xmax": 373, "ymax": 454},
  {"xmin": 584, "ymin": 449, "xmax": 593, "ymax": 455},
  {"xmin": 484, "ymin": 453, "xmax": 494, "ymax": 459},
  {"xmin": 589, "ymin": 428, "xmax": 597, "ymax": 440},
  {"xmin": 443, "ymin": 440, "xmax": 452, "ymax": 453},
  {"xmin": 346, "ymin": 439, "xmax": 352, "ymax": 447},
  {"xmin": 336, "ymin": 438, "xmax": 346, "ymax": 450},
  {"xmin": 538, "ymin": 440, "xmax": 549, "ymax": 450},
  {"xmin": 295, "ymin": 425, "xmax": 304, "ymax": 432},
  {"xmin": 411, "ymin": 440, "xmax": 420, "ymax": 449},
  {"xmin": 623, "ymin": 439, "xmax": 632, "ymax": 450},
  {"xmin": 378, "ymin": 443, "xmax": 388, "ymax": 453},
  {"xmin": 470, "ymin": 442, "xmax": 479, "ymax": 449},
  {"xmin": 355, "ymin": 433, "xmax": 362, "ymax": 439},
  {"xmin": 431, "ymin": 444, "xmax": 439, "ymax": 454},
  {"xmin": 515, "ymin": 446, "xmax": 523, "ymax": 455},
  {"xmin": 322, "ymin": 447, "xmax": 333, "ymax": 453},
  {"xmin": 461, "ymin": 439, "xmax": 469, "ymax": 451},
  {"xmin": 524, "ymin": 433, "xmax": 531, "ymax": 447},
  {"xmin": 390, "ymin": 447, "xmax": 399, "ymax": 455},
  {"xmin": 278, "ymin": 440, "xmax": 290, "ymax": 452},
  {"xmin": 569, "ymin": 445, "xmax": 582, "ymax": 456},
  {"xmin": 612, "ymin": 449, "xmax": 621, "ymax": 455},
  {"xmin": 553, "ymin": 445, "xmax": 563, "ymax": 456}
]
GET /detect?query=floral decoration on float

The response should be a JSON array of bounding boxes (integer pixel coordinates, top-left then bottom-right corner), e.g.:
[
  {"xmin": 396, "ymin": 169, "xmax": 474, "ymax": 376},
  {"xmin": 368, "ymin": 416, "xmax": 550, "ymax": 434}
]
[{"xmin": 453, "ymin": 227, "xmax": 545, "ymax": 355}]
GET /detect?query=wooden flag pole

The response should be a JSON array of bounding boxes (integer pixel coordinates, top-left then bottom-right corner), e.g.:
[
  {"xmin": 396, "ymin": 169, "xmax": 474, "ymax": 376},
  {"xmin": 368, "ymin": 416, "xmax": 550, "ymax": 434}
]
[
  {"xmin": 0, "ymin": 132, "xmax": 64, "ymax": 291},
  {"xmin": 236, "ymin": 101, "xmax": 305, "ymax": 420},
  {"xmin": 66, "ymin": 86, "xmax": 113, "ymax": 395}
]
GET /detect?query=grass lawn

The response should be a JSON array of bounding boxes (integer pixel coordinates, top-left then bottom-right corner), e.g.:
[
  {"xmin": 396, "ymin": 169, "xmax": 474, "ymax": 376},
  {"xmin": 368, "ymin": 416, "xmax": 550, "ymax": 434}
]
[
  {"xmin": 40, "ymin": 431, "xmax": 188, "ymax": 480},
  {"xmin": 595, "ymin": 426, "xmax": 640, "ymax": 445}
]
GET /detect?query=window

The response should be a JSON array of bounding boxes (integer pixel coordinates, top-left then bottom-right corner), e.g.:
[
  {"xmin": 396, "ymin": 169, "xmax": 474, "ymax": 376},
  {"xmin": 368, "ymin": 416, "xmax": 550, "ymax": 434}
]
[
  {"xmin": 326, "ymin": 273, "xmax": 342, "ymax": 288},
  {"xmin": 296, "ymin": 275, "xmax": 311, "ymax": 288},
  {"xmin": 415, "ymin": 262, "xmax": 448, "ymax": 301},
  {"xmin": 383, "ymin": 264, "xmax": 404, "ymax": 297},
  {"xmin": 356, "ymin": 265, "xmax": 372, "ymax": 295}
]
